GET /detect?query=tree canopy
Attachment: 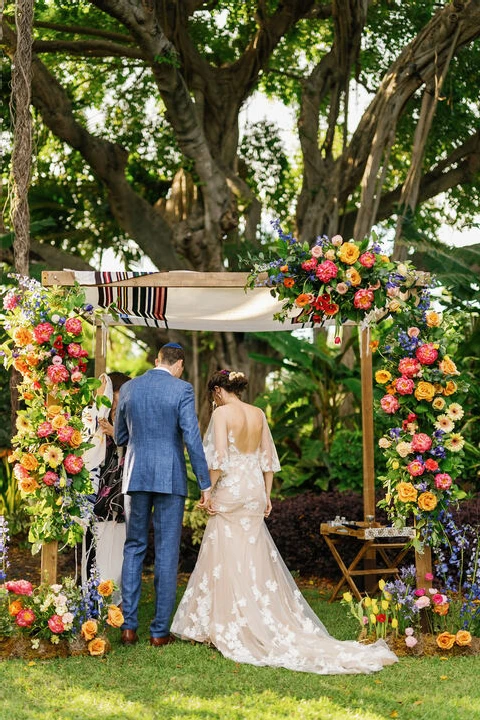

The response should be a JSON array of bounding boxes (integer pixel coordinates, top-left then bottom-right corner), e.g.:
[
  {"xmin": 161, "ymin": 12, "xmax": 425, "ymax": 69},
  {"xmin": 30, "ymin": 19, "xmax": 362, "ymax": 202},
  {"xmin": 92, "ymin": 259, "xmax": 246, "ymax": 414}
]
[{"xmin": 1, "ymin": 0, "xmax": 479, "ymax": 276}]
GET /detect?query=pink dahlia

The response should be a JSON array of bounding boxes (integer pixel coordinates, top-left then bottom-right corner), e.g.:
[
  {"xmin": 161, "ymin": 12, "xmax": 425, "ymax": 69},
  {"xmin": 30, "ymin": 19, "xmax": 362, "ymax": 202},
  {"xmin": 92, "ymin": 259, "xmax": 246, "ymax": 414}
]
[
  {"xmin": 47, "ymin": 364, "xmax": 70, "ymax": 384},
  {"xmin": 398, "ymin": 357, "xmax": 421, "ymax": 377},
  {"xmin": 48, "ymin": 614, "xmax": 65, "ymax": 634},
  {"xmin": 353, "ymin": 288, "xmax": 374, "ymax": 309},
  {"xmin": 33, "ymin": 322, "xmax": 55, "ymax": 344},
  {"xmin": 63, "ymin": 454, "xmax": 84, "ymax": 474},
  {"xmin": 57, "ymin": 425, "xmax": 75, "ymax": 443},
  {"xmin": 394, "ymin": 376, "xmax": 415, "ymax": 395},
  {"xmin": 315, "ymin": 260, "xmax": 338, "ymax": 283},
  {"xmin": 380, "ymin": 395, "xmax": 400, "ymax": 414},
  {"xmin": 6, "ymin": 579, "xmax": 34, "ymax": 596},
  {"xmin": 64, "ymin": 317, "xmax": 82, "ymax": 336},
  {"xmin": 407, "ymin": 460, "xmax": 425, "ymax": 477},
  {"xmin": 37, "ymin": 421, "xmax": 54, "ymax": 438},
  {"xmin": 301, "ymin": 258, "xmax": 318, "ymax": 272},
  {"xmin": 411, "ymin": 433, "xmax": 433, "ymax": 453},
  {"xmin": 42, "ymin": 471, "xmax": 59, "ymax": 486},
  {"xmin": 416, "ymin": 343, "xmax": 439, "ymax": 365},
  {"xmin": 435, "ymin": 473, "xmax": 453, "ymax": 490},
  {"xmin": 15, "ymin": 608, "xmax": 36, "ymax": 627},
  {"xmin": 358, "ymin": 252, "xmax": 376, "ymax": 268}
]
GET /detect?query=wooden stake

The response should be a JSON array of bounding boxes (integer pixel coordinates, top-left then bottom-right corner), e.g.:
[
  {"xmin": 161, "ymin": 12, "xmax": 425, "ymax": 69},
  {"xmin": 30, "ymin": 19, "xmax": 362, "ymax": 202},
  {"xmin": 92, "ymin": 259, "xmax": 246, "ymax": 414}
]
[
  {"xmin": 40, "ymin": 541, "xmax": 58, "ymax": 584},
  {"xmin": 360, "ymin": 328, "xmax": 376, "ymax": 592}
]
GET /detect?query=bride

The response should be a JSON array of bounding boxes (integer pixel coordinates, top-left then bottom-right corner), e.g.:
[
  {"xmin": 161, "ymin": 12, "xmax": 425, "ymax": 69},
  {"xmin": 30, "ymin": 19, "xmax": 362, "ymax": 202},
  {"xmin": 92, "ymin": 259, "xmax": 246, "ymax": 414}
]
[{"xmin": 171, "ymin": 370, "xmax": 397, "ymax": 674}]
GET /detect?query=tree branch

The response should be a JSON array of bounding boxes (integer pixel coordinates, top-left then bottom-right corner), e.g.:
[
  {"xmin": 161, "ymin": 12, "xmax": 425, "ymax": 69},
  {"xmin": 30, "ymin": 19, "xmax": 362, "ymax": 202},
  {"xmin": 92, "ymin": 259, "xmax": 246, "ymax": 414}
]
[{"xmin": 32, "ymin": 38, "xmax": 145, "ymax": 59}]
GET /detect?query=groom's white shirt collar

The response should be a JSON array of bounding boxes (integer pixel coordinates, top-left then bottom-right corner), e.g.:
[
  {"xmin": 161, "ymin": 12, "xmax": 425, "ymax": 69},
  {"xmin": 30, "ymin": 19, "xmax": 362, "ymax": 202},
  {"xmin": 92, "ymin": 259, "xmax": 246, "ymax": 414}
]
[{"xmin": 154, "ymin": 365, "xmax": 173, "ymax": 375}]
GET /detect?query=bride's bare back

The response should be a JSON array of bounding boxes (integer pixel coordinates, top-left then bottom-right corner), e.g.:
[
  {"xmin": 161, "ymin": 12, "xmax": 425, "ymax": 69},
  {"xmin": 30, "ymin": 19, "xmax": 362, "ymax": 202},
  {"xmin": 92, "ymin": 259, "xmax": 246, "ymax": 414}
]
[{"xmin": 215, "ymin": 401, "xmax": 264, "ymax": 454}]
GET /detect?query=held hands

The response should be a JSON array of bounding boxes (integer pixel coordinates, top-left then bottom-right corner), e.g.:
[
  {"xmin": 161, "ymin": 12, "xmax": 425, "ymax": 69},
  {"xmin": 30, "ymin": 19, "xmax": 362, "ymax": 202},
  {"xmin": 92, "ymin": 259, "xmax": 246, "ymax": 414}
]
[
  {"xmin": 98, "ymin": 417, "xmax": 114, "ymax": 437},
  {"xmin": 197, "ymin": 489, "xmax": 217, "ymax": 515}
]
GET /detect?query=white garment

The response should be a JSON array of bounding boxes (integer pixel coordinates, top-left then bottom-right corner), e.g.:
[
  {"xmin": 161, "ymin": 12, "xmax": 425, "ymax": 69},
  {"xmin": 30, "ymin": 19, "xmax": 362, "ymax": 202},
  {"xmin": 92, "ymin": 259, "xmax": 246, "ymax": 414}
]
[
  {"xmin": 172, "ymin": 412, "xmax": 398, "ymax": 674},
  {"xmin": 82, "ymin": 373, "xmax": 113, "ymax": 485}
]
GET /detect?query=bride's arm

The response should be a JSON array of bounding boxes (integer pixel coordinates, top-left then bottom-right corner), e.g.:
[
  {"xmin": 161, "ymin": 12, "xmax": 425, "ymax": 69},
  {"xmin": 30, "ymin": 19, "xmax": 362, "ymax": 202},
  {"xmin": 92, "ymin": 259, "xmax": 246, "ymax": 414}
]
[{"xmin": 260, "ymin": 414, "xmax": 280, "ymax": 517}]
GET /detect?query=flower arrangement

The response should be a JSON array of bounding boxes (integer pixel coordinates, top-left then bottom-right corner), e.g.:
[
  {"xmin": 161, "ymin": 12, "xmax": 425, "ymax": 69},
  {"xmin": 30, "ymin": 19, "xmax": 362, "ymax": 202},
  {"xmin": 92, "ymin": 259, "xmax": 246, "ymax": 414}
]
[
  {"xmin": 342, "ymin": 564, "xmax": 479, "ymax": 656},
  {"xmin": 0, "ymin": 522, "xmax": 124, "ymax": 658},
  {"xmin": 374, "ymin": 290, "xmax": 468, "ymax": 546},
  {"xmin": 1, "ymin": 277, "xmax": 100, "ymax": 552},
  {"xmin": 246, "ymin": 221, "xmax": 420, "ymax": 334}
]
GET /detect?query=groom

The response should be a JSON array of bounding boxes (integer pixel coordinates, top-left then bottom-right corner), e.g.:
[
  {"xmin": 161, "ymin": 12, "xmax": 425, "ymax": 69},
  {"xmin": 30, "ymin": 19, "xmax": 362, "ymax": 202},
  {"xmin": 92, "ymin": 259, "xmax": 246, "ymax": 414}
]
[{"xmin": 114, "ymin": 342, "xmax": 211, "ymax": 646}]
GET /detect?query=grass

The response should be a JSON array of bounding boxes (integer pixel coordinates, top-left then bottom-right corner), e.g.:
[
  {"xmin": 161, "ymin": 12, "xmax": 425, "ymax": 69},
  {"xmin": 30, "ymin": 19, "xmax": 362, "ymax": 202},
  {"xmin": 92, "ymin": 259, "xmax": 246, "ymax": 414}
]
[{"xmin": 0, "ymin": 580, "xmax": 478, "ymax": 720}]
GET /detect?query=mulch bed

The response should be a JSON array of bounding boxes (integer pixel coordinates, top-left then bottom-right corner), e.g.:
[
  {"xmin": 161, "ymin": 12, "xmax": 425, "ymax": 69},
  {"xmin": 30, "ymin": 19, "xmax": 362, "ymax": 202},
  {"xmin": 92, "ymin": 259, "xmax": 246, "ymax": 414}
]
[{"xmin": 361, "ymin": 632, "xmax": 480, "ymax": 657}]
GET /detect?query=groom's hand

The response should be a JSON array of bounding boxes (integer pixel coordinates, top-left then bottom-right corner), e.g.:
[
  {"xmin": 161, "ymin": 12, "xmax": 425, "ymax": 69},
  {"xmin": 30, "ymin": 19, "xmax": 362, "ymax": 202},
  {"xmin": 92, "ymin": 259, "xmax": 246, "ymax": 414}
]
[{"xmin": 197, "ymin": 489, "xmax": 211, "ymax": 509}]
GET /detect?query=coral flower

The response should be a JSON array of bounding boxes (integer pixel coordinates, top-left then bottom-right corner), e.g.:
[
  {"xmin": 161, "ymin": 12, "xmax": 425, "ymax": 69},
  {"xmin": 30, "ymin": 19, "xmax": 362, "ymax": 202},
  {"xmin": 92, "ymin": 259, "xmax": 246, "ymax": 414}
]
[
  {"xmin": 380, "ymin": 395, "xmax": 400, "ymax": 414},
  {"xmin": 411, "ymin": 433, "xmax": 432, "ymax": 453},
  {"xmin": 406, "ymin": 460, "xmax": 424, "ymax": 477},
  {"xmin": 398, "ymin": 357, "xmax": 420, "ymax": 377},
  {"xmin": 353, "ymin": 288, "xmax": 374, "ymax": 309},
  {"xmin": 37, "ymin": 421, "xmax": 54, "ymax": 438},
  {"xmin": 283, "ymin": 277, "xmax": 295, "ymax": 288},
  {"xmin": 63, "ymin": 454, "xmax": 84, "ymax": 474},
  {"xmin": 415, "ymin": 343, "xmax": 438, "ymax": 365},
  {"xmin": 394, "ymin": 376, "xmax": 414, "ymax": 395},
  {"xmin": 358, "ymin": 252, "xmax": 376, "ymax": 268},
  {"xmin": 15, "ymin": 608, "xmax": 36, "ymax": 627},
  {"xmin": 65, "ymin": 317, "xmax": 83, "ymax": 335},
  {"xmin": 295, "ymin": 293, "xmax": 311, "ymax": 307},
  {"xmin": 12, "ymin": 327, "xmax": 33, "ymax": 346},
  {"xmin": 33, "ymin": 322, "xmax": 55, "ymax": 344}
]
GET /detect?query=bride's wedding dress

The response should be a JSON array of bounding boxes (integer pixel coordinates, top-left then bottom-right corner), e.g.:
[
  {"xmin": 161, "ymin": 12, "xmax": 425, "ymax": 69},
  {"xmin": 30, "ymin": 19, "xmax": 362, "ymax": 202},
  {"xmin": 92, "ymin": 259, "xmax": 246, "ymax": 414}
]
[{"xmin": 171, "ymin": 411, "xmax": 397, "ymax": 674}]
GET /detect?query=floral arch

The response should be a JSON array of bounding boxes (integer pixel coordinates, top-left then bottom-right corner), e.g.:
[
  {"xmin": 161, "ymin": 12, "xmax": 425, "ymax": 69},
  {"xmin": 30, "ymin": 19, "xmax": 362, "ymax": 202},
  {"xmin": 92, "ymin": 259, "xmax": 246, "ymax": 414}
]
[{"xmin": 1, "ymin": 230, "xmax": 468, "ymax": 584}]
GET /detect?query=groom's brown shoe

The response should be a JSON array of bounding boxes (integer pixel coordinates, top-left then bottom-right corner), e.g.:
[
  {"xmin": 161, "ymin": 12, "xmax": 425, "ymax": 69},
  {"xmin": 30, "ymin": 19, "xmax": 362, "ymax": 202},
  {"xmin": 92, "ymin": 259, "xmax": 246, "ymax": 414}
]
[
  {"xmin": 150, "ymin": 634, "xmax": 176, "ymax": 647},
  {"xmin": 121, "ymin": 629, "xmax": 139, "ymax": 646}
]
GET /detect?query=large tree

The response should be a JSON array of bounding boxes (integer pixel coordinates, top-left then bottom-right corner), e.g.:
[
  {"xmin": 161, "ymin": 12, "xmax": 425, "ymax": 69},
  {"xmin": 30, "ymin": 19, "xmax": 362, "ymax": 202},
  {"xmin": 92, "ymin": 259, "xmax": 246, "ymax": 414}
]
[{"xmin": 1, "ymin": 1, "xmax": 480, "ymax": 359}]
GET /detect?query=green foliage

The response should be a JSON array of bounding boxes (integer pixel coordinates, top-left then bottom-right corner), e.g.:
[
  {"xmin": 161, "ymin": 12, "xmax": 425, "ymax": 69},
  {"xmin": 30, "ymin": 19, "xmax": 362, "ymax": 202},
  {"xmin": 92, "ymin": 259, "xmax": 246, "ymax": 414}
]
[
  {"xmin": 252, "ymin": 329, "xmax": 362, "ymax": 495},
  {"xmin": 0, "ymin": 452, "xmax": 29, "ymax": 536}
]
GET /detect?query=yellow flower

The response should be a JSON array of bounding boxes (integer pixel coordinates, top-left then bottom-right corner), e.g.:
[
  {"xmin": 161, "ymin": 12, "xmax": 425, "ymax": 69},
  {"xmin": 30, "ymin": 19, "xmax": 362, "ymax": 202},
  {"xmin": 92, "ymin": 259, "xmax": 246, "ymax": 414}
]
[
  {"xmin": 98, "ymin": 580, "xmax": 114, "ymax": 597},
  {"xmin": 432, "ymin": 397, "xmax": 446, "ymax": 411},
  {"xmin": 436, "ymin": 632, "xmax": 456, "ymax": 650},
  {"xmin": 16, "ymin": 416, "xmax": 33, "ymax": 434},
  {"xmin": 42, "ymin": 445, "xmax": 64, "ymax": 468},
  {"xmin": 364, "ymin": 597, "xmax": 372, "ymax": 607},
  {"xmin": 106, "ymin": 605, "xmax": 124, "ymax": 628},
  {"xmin": 369, "ymin": 613, "xmax": 377, "ymax": 624},
  {"xmin": 381, "ymin": 600, "xmax": 389, "ymax": 610},
  {"xmin": 455, "ymin": 630, "xmax": 472, "ymax": 646},
  {"xmin": 20, "ymin": 453, "xmax": 39, "ymax": 472},
  {"xmin": 88, "ymin": 638, "xmax": 107, "ymax": 656},
  {"xmin": 439, "ymin": 356, "xmax": 458, "ymax": 375},
  {"xmin": 375, "ymin": 370, "xmax": 392, "ymax": 384},
  {"xmin": 378, "ymin": 579, "xmax": 386, "ymax": 591},
  {"xmin": 391, "ymin": 618, "xmax": 398, "ymax": 629},
  {"xmin": 81, "ymin": 620, "xmax": 98, "ymax": 641},
  {"xmin": 338, "ymin": 242, "xmax": 360, "ymax": 265},
  {"xmin": 69, "ymin": 430, "xmax": 83, "ymax": 448},
  {"xmin": 13, "ymin": 327, "xmax": 33, "ymax": 346},
  {"xmin": 47, "ymin": 405, "xmax": 63, "ymax": 418},
  {"xmin": 443, "ymin": 380, "xmax": 457, "ymax": 396},
  {"xmin": 383, "ymin": 591, "xmax": 392, "ymax": 601},
  {"xmin": 51, "ymin": 414, "xmax": 68, "ymax": 430},
  {"xmin": 19, "ymin": 477, "xmax": 39, "ymax": 494},
  {"xmin": 425, "ymin": 310, "xmax": 442, "ymax": 327},
  {"xmin": 417, "ymin": 492, "xmax": 438, "ymax": 512},
  {"xmin": 342, "ymin": 592, "xmax": 353, "ymax": 603},
  {"xmin": 391, "ymin": 461, "xmax": 400, "ymax": 470},
  {"xmin": 396, "ymin": 482, "xmax": 418, "ymax": 503},
  {"xmin": 414, "ymin": 381, "xmax": 435, "ymax": 402},
  {"xmin": 345, "ymin": 267, "xmax": 361, "ymax": 286}
]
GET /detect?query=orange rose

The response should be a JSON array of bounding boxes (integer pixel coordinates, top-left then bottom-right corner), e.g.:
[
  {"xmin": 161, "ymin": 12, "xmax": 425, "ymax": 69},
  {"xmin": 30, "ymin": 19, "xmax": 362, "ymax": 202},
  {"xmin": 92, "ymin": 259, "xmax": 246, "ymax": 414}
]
[
  {"xmin": 396, "ymin": 482, "xmax": 418, "ymax": 503},
  {"xmin": 283, "ymin": 277, "xmax": 295, "ymax": 288},
  {"xmin": 20, "ymin": 454, "xmax": 39, "ymax": 472},
  {"xmin": 439, "ymin": 356, "xmax": 458, "ymax": 375},
  {"xmin": 81, "ymin": 619, "xmax": 98, "ymax": 641},
  {"xmin": 433, "ymin": 603, "xmax": 449, "ymax": 616},
  {"xmin": 51, "ymin": 414, "xmax": 68, "ymax": 430},
  {"xmin": 106, "ymin": 605, "xmax": 124, "ymax": 628},
  {"xmin": 417, "ymin": 492, "xmax": 437, "ymax": 512},
  {"xmin": 97, "ymin": 580, "xmax": 114, "ymax": 597},
  {"xmin": 88, "ymin": 637, "xmax": 107, "ymax": 656},
  {"xmin": 443, "ymin": 381, "xmax": 457, "ymax": 396},
  {"xmin": 13, "ymin": 327, "xmax": 33, "ymax": 346},
  {"xmin": 25, "ymin": 352, "xmax": 40, "ymax": 367},
  {"xmin": 9, "ymin": 600, "xmax": 23, "ymax": 616},
  {"xmin": 455, "ymin": 630, "xmax": 472, "ymax": 646},
  {"xmin": 345, "ymin": 268, "xmax": 361, "ymax": 286},
  {"xmin": 414, "ymin": 381, "xmax": 435, "ymax": 402},
  {"xmin": 436, "ymin": 632, "xmax": 456, "ymax": 650},
  {"xmin": 338, "ymin": 242, "xmax": 360, "ymax": 265},
  {"xmin": 19, "ymin": 476, "xmax": 39, "ymax": 494},
  {"xmin": 69, "ymin": 430, "xmax": 83, "ymax": 448},
  {"xmin": 425, "ymin": 310, "xmax": 442, "ymax": 327}
]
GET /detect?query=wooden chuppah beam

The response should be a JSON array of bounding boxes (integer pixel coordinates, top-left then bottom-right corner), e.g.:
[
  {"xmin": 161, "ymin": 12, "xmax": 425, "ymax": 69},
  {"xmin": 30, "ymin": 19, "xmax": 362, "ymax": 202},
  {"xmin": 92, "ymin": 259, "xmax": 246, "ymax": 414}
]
[{"xmin": 42, "ymin": 270, "xmax": 251, "ymax": 288}]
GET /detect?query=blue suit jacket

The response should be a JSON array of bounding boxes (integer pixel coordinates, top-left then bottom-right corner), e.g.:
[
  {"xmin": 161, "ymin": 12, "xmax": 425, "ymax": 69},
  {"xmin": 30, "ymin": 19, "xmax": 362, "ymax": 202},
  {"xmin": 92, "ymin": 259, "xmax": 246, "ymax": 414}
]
[{"xmin": 114, "ymin": 368, "xmax": 210, "ymax": 496}]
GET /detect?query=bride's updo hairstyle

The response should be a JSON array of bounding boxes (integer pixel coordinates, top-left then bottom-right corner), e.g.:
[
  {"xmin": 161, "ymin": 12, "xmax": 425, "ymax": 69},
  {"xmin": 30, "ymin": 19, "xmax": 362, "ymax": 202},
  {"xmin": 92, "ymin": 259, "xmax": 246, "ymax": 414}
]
[{"xmin": 208, "ymin": 369, "xmax": 248, "ymax": 398}]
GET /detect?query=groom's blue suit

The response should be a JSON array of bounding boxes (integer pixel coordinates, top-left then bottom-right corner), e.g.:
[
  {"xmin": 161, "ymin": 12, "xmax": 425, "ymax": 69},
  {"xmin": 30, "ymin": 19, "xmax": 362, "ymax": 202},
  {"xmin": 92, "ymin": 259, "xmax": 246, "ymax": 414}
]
[{"xmin": 115, "ymin": 366, "xmax": 210, "ymax": 639}]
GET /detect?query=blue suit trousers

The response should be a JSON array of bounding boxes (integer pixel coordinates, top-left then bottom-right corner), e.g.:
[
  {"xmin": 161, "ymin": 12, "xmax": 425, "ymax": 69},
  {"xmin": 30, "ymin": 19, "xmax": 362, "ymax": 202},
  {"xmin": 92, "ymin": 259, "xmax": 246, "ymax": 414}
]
[{"xmin": 121, "ymin": 491, "xmax": 185, "ymax": 637}]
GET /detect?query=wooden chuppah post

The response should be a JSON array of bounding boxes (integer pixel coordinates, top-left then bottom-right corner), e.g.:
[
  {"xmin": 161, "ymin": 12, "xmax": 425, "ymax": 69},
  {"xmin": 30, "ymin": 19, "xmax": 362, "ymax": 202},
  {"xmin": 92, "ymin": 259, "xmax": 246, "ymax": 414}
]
[{"xmin": 360, "ymin": 328, "xmax": 377, "ymax": 591}]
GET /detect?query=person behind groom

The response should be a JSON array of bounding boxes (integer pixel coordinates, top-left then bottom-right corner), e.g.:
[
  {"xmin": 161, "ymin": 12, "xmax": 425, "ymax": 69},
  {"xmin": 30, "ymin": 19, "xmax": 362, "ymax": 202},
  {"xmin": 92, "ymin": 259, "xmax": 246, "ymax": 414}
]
[{"xmin": 114, "ymin": 342, "xmax": 211, "ymax": 647}]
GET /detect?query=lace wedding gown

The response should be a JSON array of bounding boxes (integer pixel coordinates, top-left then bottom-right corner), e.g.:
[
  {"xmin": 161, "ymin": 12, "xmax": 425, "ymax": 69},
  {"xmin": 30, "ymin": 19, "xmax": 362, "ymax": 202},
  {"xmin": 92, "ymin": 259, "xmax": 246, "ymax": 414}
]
[{"xmin": 171, "ymin": 411, "xmax": 397, "ymax": 674}]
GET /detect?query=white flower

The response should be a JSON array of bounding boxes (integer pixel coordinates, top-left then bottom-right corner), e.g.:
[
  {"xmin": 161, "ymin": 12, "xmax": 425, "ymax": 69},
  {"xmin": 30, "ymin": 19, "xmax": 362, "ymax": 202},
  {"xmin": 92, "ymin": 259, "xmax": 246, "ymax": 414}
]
[
  {"xmin": 446, "ymin": 403, "xmax": 464, "ymax": 421},
  {"xmin": 434, "ymin": 415, "xmax": 455, "ymax": 433}
]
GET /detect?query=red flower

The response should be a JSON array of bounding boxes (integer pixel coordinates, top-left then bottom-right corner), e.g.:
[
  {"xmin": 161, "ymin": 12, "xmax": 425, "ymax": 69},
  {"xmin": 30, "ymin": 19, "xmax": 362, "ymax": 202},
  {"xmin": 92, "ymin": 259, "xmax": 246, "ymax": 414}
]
[
  {"xmin": 407, "ymin": 460, "xmax": 424, "ymax": 477},
  {"xmin": 47, "ymin": 364, "xmax": 70, "ymax": 384},
  {"xmin": 376, "ymin": 614, "xmax": 386, "ymax": 623},
  {"xmin": 42, "ymin": 471, "xmax": 58, "ymax": 486},
  {"xmin": 394, "ymin": 376, "xmax": 415, "ymax": 395},
  {"xmin": 301, "ymin": 258, "xmax": 318, "ymax": 272},
  {"xmin": 15, "ymin": 608, "xmax": 36, "ymax": 627},
  {"xmin": 416, "ymin": 343, "xmax": 439, "ymax": 365},
  {"xmin": 67, "ymin": 343, "xmax": 83, "ymax": 358},
  {"xmin": 53, "ymin": 335, "xmax": 64, "ymax": 349},
  {"xmin": 425, "ymin": 458, "xmax": 439, "ymax": 472},
  {"xmin": 6, "ymin": 579, "xmax": 33, "ymax": 596},
  {"xmin": 65, "ymin": 317, "xmax": 82, "ymax": 336},
  {"xmin": 411, "ymin": 433, "xmax": 432, "ymax": 453},
  {"xmin": 33, "ymin": 322, "xmax": 55, "ymax": 344},
  {"xmin": 37, "ymin": 421, "xmax": 54, "ymax": 438},
  {"xmin": 358, "ymin": 252, "xmax": 376, "ymax": 268},
  {"xmin": 48, "ymin": 614, "xmax": 65, "ymax": 634},
  {"xmin": 398, "ymin": 358, "xmax": 421, "ymax": 377},
  {"xmin": 315, "ymin": 260, "xmax": 338, "ymax": 283},
  {"xmin": 353, "ymin": 288, "xmax": 374, "ymax": 309},
  {"xmin": 57, "ymin": 426, "xmax": 75, "ymax": 443},
  {"xmin": 63, "ymin": 454, "xmax": 84, "ymax": 474}
]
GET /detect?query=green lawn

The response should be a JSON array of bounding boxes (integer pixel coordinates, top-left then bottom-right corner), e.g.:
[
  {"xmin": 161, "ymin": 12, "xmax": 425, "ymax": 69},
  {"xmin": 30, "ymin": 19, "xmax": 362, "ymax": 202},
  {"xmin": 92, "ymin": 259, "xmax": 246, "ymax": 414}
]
[{"xmin": 1, "ymin": 580, "xmax": 477, "ymax": 720}]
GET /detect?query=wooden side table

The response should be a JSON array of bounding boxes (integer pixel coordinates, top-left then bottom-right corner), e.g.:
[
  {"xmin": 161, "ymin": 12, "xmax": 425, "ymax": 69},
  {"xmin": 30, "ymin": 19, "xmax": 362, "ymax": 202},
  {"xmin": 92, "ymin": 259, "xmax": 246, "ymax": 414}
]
[{"xmin": 320, "ymin": 522, "xmax": 414, "ymax": 602}]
